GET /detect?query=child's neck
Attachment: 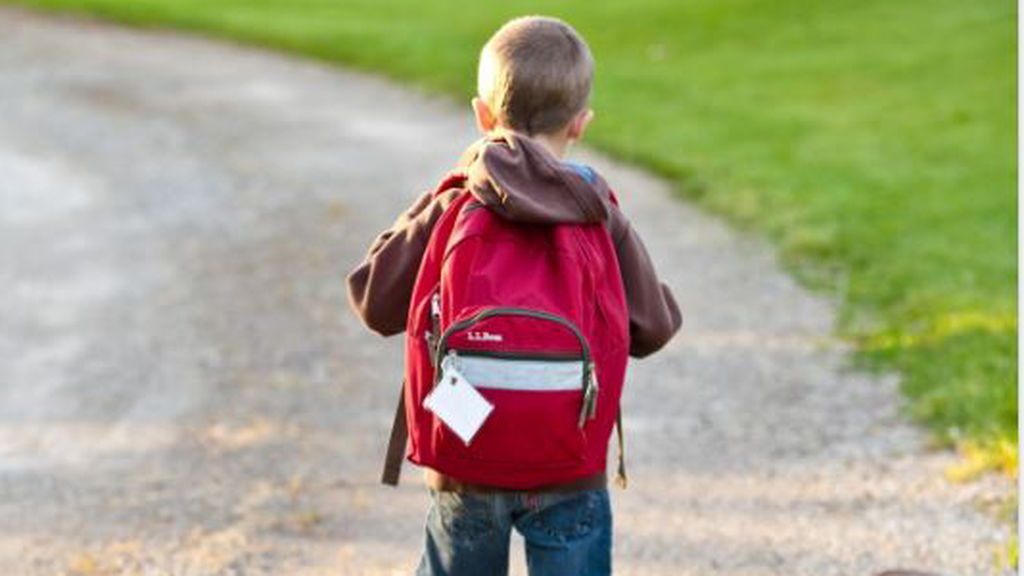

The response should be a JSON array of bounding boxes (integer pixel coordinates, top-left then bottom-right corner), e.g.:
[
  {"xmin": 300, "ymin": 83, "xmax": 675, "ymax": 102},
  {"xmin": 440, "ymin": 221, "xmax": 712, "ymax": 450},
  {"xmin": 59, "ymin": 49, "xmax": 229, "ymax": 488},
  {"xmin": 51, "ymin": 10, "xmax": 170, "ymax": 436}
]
[
  {"xmin": 531, "ymin": 132, "xmax": 570, "ymax": 159},
  {"xmin": 496, "ymin": 128, "xmax": 570, "ymax": 159}
]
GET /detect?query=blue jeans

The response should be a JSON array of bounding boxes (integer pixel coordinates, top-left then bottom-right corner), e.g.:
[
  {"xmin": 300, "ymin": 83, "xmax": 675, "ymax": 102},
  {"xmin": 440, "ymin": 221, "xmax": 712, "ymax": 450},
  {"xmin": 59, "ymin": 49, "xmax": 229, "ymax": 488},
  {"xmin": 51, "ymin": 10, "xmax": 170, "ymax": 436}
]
[{"xmin": 416, "ymin": 487, "xmax": 612, "ymax": 576}]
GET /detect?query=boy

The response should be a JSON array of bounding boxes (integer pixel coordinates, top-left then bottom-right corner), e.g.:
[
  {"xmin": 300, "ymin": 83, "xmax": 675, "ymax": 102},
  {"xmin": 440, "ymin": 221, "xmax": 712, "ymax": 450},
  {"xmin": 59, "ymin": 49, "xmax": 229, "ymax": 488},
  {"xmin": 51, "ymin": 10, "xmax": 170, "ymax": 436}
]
[{"xmin": 347, "ymin": 15, "xmax": 681, "ymax": 576}]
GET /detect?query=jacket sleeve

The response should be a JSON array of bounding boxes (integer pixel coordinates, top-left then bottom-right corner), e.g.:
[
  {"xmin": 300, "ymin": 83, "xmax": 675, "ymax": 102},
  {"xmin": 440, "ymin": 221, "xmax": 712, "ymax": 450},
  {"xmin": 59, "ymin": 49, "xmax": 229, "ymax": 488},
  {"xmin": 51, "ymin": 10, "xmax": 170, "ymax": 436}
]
[
  {"xmin": 608, "ymin": 206, "xmax": 683, "ymax": 358},
  {"xmin": 346, "ymin": 189, "xmax": 461, "ymax": 336}
]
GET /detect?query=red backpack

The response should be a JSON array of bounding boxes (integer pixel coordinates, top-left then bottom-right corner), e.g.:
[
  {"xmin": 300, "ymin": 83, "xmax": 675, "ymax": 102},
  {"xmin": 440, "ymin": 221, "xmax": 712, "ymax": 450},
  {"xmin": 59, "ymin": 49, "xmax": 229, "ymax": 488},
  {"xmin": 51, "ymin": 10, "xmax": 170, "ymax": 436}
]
[{"xmin": 382, "ymin": 171, "xmax": 630, "ymax": 489}]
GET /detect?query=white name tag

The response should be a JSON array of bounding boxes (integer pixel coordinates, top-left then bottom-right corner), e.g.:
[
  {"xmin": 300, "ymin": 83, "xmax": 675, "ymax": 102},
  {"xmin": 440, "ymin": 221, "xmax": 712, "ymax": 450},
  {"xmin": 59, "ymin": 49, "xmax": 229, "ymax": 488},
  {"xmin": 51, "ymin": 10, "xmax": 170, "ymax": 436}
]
[{"xmin": 423, "ymin": 358, "xmax": 494, "ymax": 445}]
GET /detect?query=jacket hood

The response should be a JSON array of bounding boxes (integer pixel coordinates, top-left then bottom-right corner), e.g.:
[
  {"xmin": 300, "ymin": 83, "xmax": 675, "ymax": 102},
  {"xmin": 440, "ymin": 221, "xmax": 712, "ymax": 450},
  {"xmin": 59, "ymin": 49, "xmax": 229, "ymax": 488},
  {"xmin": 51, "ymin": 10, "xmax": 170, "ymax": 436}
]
[{"xmin": 458, "ymin": 131, "xmax": 612, "ymax": 225}]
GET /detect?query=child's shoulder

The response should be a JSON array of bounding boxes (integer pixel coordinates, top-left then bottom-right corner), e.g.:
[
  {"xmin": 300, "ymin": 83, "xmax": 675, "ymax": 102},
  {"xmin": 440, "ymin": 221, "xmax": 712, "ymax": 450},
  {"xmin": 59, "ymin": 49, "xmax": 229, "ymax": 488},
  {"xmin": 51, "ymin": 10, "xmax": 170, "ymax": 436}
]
[
  {"xmin": 562, "ymin": 160, "xmax": 622, "ymax": 213},
  {"xmin": 563, "ymin": 161, "xmax": 598, "ymax": 185}
]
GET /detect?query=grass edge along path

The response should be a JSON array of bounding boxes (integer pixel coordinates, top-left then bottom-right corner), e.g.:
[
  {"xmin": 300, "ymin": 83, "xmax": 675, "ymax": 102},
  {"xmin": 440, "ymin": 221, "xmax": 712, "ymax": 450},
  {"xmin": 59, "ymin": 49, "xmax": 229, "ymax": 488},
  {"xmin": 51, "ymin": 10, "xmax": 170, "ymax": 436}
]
[{"xmin": 5, "ymin": 0, "xmax": 1017, "ymax": 479}]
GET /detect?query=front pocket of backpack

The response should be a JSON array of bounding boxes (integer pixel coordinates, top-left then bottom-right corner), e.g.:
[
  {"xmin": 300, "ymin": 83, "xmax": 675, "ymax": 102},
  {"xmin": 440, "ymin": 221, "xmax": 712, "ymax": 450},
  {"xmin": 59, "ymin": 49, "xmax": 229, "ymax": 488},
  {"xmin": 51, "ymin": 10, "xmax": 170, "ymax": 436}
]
[{"xmin": 438, "ymin": 353, "xmax": 587, "ymax": 468}]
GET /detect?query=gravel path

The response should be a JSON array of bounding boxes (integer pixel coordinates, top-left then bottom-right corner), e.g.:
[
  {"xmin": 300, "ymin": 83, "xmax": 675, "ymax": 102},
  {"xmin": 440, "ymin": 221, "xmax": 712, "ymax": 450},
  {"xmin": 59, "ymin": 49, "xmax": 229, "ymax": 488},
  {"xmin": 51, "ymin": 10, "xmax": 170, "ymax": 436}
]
[{"xmin": 0, "ymin": 8, "xmax": 1013, "ymax": 576}]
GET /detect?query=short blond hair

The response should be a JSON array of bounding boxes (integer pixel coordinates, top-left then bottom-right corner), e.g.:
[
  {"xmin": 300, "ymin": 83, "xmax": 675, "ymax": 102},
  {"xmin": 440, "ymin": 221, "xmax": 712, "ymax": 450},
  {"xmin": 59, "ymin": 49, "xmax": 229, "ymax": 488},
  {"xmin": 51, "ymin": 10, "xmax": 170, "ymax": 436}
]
[{"xmin": 477, "ymin": 16, "xmax": 594, "ymax": 135}]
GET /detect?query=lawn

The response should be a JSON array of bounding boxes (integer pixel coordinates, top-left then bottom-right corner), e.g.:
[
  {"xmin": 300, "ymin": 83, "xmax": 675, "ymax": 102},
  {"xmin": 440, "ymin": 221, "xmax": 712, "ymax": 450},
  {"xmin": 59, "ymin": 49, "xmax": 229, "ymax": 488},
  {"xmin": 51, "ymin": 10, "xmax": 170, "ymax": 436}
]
[{"xmin": 9, "ymin": 0, "xmax": 1017, "ymax": 472}]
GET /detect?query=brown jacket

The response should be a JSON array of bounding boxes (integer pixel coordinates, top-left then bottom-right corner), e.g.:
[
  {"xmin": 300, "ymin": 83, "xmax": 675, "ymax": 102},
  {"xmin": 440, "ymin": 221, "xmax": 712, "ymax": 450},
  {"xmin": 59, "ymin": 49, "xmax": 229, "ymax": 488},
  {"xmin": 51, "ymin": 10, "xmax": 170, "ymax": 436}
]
[{"xmin": 346, "ymin": 132, "xmax": 682, "ymax": 490}]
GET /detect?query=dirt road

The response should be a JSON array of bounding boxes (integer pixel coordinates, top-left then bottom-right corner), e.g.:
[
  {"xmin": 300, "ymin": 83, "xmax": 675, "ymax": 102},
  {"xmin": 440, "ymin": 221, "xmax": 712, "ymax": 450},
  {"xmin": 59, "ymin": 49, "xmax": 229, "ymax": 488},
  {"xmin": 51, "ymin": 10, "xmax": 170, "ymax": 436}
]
[{"xmin": 0, "ymin": 8, "xmax": 1012, "ymax": 575}]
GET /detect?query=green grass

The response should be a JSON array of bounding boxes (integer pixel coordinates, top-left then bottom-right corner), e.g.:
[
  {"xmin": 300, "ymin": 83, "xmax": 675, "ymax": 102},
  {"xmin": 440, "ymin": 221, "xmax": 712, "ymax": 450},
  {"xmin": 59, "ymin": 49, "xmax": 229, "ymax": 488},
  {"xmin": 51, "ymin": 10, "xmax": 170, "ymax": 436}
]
[{"xmin": 10, "ymin": 0, "xmax": 1016, "ymax": 470}]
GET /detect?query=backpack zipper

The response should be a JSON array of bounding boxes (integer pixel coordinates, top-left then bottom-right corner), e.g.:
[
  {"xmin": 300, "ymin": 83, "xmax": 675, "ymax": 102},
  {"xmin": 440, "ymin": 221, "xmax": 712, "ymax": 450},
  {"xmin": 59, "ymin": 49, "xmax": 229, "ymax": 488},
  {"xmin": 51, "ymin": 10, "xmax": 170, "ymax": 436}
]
[
  {"xmin": 433, "ymin": 307, "xmax": 598, "ymax": 428},
  {"xmin": 425, "ymin": 291, "xmax": 441, "ymax": 366},
  {"xmin": 454, "ymin": 349, "xmax": 582, "ymax": 362}
]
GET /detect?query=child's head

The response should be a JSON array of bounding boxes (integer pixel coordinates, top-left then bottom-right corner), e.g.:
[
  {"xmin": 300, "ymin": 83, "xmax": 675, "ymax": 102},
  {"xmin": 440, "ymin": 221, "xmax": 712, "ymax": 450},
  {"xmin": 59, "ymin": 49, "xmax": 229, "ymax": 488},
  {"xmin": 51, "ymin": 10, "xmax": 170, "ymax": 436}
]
[{"xmin": 474, "ymin": 16, "xmax": 594, "ymax": 151}]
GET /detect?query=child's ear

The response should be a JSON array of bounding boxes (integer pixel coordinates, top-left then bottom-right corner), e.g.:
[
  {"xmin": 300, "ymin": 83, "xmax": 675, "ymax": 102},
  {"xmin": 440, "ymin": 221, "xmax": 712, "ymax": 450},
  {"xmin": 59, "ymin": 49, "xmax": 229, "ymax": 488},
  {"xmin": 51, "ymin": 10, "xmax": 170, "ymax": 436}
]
[
  {"xmin": 472, "ymin": 97, "xmax": 499, "ymax": 134},
  {"xmin": 567, "ymin": 108, "xmax": 594, "ymax": 141}
]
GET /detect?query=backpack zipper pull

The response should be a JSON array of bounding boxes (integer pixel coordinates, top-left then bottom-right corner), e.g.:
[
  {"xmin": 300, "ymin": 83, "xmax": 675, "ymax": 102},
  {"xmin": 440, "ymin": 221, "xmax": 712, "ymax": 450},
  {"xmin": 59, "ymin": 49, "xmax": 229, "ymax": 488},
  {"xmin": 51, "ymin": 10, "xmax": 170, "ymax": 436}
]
[
  {"xmin": 431, "ymin": 292, "xmax": 441, "ymax": 320},
  {"xmin": 578, "ymin": 362, "xmax": 598, "ymax": 428},
  {"xmin": 427, "ymin": 292, "xmax": 442, "ymax": 366},
  {"xmin": 424, "ymin": 330, "xmax": 435, "ymax": 363},
  {"xmin": 588, "ymin": 367, "xmax": 599, "ymax": 420},
  {"xmin": 586, "ymin": 363, "xmax": 599, "ymax": 420}
]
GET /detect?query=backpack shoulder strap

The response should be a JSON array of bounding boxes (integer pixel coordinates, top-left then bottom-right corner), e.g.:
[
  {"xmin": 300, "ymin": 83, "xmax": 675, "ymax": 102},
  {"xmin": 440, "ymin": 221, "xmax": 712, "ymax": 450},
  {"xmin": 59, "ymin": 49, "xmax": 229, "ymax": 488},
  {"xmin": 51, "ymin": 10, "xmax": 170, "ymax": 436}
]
[{"xmin": 381, "ymin": 384, "xmax": 407, "ymax": 486}]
